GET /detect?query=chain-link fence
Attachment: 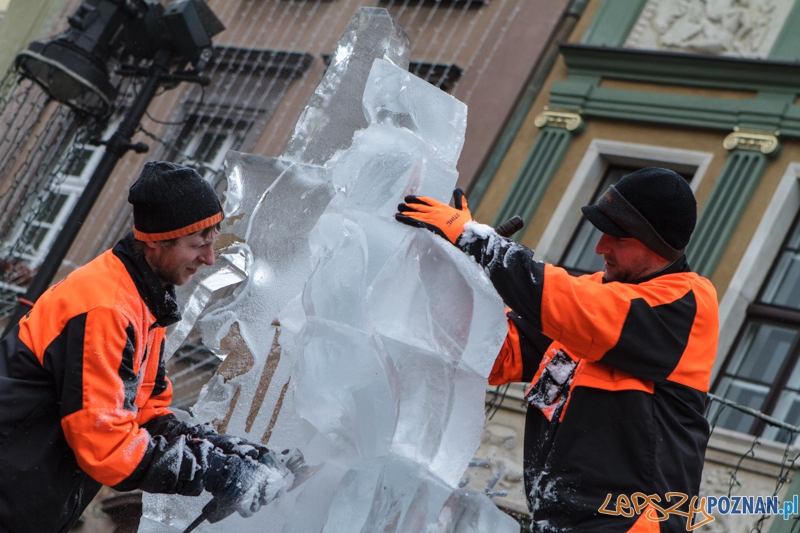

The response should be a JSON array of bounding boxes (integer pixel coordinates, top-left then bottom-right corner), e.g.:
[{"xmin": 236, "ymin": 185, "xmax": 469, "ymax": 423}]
[
  {"xmin": 704, "ymin": 393, "xmax": 800, "ymax": 533},
  {"xmin": 481, "ymin": 386, "xmax": 800, "ymax": 532},
  {"xmin": 0, "ymin": 67, "xmax": 96, "ymax": 318}
]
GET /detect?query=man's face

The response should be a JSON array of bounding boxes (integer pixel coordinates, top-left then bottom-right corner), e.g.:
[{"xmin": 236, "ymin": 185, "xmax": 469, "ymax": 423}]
[
  {"xmin": 594, "ymin": 233, "xmax": 667, "ymax": 283},
  {"xmin": 145, "ymin": 228, "xmax": 218, "ymax": 286}
]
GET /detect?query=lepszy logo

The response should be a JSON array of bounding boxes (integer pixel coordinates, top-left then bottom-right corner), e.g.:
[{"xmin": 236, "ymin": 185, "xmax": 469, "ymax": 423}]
[
  {"xmin": 598, "ymin": 492, "xmax": 713, "ymax": 530},
  {"xmin": 599, "ymin": 493, "xmax": 800, "ymax": 530}
]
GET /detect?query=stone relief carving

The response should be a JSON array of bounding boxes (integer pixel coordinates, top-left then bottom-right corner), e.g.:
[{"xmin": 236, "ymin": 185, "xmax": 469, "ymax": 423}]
[{"xmin": 625, "ymin": 0, "xmax": 794, "ymax": 58}]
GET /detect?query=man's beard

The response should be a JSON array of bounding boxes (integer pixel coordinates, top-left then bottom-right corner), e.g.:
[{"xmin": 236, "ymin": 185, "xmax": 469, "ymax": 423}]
[
  {"xmin": 149, "ymin": 254, "xmax": 196, "ymax": 286},
  {"xmin": 603, "ymin": 268, "xmax": 635, "ymax": 283},
  {"xmin": 603, "ymin": 258, "xmax": 662, "ymax": 283}
]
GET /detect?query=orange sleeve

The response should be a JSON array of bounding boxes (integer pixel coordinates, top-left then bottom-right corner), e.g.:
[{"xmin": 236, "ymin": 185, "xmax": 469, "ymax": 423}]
[
  {"xmin": 539, "ymin": 265, "xmax": 629, "ymax": 361},
  {"xmin": 60, "ymin": 307, "xmax": 150, "ymax": 486},
  {"xmin": 489, "ymin": 315, "xmax": 525, "ymax": 386},
  {"xmin": 138, "ymin": 379, "xmax": 174, "ymax": 425},
  {"xmin": 539, "ymin": 265, "xmax": 717, "ymax": 386}
]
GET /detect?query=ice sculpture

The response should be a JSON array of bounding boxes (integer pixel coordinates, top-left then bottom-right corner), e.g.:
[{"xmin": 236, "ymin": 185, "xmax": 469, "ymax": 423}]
[{"xmin": 139, "ymin": 7, "xmax": 517, "ymax": 533}]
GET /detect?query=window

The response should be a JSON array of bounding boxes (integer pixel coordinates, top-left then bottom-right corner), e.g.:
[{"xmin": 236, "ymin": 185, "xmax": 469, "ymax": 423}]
[
  {"xmin": 379, "ymin": 0, "xmax": 488, "ymax": 6},
  {"xmin": 177, "ymin": 117, "xmax": 246, "ymax": 189},
  {"xmin": 711, "ymin": 211, "xmax": 800, "ymax": 444},
  {"xmin": 0, "ymin": 141, "xmax": 103, "ymax": 292},
  {"xmin": 321, "ymin": 55, "xmax": 463, "ymax": 93},
  {"xmin": 157, "ymin": 47, "xmax": 313, "ymax": 187}
]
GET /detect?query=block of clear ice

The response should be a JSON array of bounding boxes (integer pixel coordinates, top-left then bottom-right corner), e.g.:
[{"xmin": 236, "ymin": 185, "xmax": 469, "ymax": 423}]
[
  {"xmin": 139, "ymin": 8, "xmax": 516, "ymax": 533},
  {"xmin": 283, "ymin": 7, "xmax": 410, "ymax": 166}
]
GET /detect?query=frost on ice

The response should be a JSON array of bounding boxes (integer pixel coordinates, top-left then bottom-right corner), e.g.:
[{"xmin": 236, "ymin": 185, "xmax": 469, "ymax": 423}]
[{"xmin": 140, "ymin": 7, "xmax": 515, "ymax": 532}]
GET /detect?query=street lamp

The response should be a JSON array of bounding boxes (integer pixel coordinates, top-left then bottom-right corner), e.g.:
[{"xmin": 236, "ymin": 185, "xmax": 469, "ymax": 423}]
[
  {"xmin": 4, "ymin": 0, "xmax": 224, "ymax": 333},
  {"xmin": 15, "ymin": 0, "xmax": 128, "ymax": 116},
  {"xmin": 15, "ymin": 0, "xmax": 223, "ymax": 117}
]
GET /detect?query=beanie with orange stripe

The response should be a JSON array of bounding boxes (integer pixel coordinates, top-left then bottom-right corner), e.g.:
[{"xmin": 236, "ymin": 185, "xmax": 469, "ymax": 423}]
[{"xmin": 128, "ymin": 161, "xmax": 223, "ymax": 242}]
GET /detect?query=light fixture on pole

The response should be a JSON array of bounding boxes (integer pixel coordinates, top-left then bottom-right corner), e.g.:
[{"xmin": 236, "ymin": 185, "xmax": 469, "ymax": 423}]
[
  {"xmin": 4, "ymin": 0, "xmax": 224, "ymax": 334},
  {"xmin": 16, "ymin": 1, "xmax": 133, "ymax": 116},
  {"xmin": 15, "ymin": 0, "xmax": 224, "ymax": 117}
]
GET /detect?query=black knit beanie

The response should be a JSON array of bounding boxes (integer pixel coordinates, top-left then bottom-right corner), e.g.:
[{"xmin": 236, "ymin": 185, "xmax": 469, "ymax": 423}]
[
  {"xmin": 581, "ymin": 167, "xmax": 696, "ymax": 261},
  {"xmin": 128, "ymin": 161, "xmax": 223, "ymax": 242}
]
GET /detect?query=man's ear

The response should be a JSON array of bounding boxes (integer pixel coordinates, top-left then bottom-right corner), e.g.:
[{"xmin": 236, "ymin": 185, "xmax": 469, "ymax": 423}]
[{"xmin": 143, "ymin": 240, "xmax": 160, "ymax": 251}]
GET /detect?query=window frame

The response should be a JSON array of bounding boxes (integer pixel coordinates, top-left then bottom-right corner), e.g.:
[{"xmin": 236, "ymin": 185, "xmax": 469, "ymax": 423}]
[
  {"xmin": 534, "ymin": 139, "xmax": 713, "ymax": 265},
  {"xmin": 710, "ymin": 164, "xmax": 800, "ymax": 443},
  {"xmin": 715, "ymin": 164, "xmax": 800, "ymax": 377},
  {"xmin": 176, "ymin": 116, "xmax": 248, "ymax": 188},
  {"xmin": 0, "ymin": 140, "xmax": 105, "ymax": 293}
]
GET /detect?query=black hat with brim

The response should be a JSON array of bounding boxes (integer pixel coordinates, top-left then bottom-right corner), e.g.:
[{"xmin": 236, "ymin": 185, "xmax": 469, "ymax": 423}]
[
  {"xmin": 581, "ymin": 204, "xmax": 630, "ymax": 239},
  {"xmin": 580, "ymin": 167, "xmax": 697, "ymax": 261}
]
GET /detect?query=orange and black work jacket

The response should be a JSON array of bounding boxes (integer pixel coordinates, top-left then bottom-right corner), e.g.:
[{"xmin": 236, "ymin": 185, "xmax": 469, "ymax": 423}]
[
  {"xmin": 0, "ymin": 234, "xmax": 226, "ymax": 533},
  {"xmin": 460, "ymin": 231, "xmax": 718, "ymax": 533}
]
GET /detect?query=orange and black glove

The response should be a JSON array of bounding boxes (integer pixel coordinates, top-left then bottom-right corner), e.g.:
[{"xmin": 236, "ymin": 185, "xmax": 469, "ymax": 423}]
[{"xmin": 395, "ymin": 188, "xmax": 472, "ymax": 244}]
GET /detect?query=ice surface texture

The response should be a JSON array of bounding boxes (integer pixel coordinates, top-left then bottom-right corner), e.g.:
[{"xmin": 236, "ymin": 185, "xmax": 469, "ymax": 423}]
[
  {"xmin": 140, "ymin": 7, "xmax": 515, "ymax": 533},
  {"xmin": 283, "ymin": 7, "xmax": 410, "ymax": 166}
]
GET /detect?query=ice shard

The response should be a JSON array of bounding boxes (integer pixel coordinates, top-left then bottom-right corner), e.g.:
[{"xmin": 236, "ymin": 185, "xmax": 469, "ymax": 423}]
[
  {"xmin": 165, "ymin": 151, "xmax": 285, "ymax": 358},
  {"xmin": 321, "ymin": 455, "xmax": 453, "ymax": 532},
  {"xmin": 164, "ymin": 246, "xmax": 247, "ymax": 359},
  {"xmin": 139, "ymin": 7, "xmax": 518, "ymax": 533},
  {"xmin": 283, "ymin": 7, "xmax": 410, "ymax": 166}
]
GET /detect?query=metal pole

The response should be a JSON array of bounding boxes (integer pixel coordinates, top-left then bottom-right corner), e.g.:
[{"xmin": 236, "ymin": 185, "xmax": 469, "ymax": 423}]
[{"xmin": 3, "ymin": 50, "xmax": 173, "ymax": 334}]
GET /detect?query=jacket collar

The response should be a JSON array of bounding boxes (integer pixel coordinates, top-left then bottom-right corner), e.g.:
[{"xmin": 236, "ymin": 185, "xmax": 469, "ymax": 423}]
[
  {"xmin": 112, "ymin": 233, "xmax": 181, "ymax": 328},
  {"xmin": 632, "ymin": 254, "xmax": 692, "ymax": 284}
]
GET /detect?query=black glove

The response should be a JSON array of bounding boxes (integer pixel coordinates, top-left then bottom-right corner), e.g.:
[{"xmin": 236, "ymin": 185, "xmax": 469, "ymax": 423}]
[
  {"xmin": 396, "ymin": 188, "xmax": 472, "ymax": 244},
  {"xmin": 144, "ymin": 416, "xmax": 277, "ymax": 467},
  {"xmin": 187, "ymin": 424, "xmax": 275, "ymax": 466},
  {"xmin": 203, "ymin": 454, "xmax": 281, "ymax": 521}
]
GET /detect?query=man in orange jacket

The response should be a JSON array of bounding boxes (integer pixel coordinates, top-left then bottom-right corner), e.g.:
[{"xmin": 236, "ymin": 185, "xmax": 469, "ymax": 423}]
[
  {"xmin": 0, "ymin": 162, "xmax": 289, "ymax": 533},
  {"xmin": 396, "ymin": 168, "xmax": 719, "ymax": 532}
]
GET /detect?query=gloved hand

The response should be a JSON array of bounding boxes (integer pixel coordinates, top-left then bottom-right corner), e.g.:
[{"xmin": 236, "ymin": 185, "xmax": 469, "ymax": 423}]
[
  {"xmin": 396, "ymin": 188, "xmax": 472, "ymax": 244},
  {"xmin": 186, "ymin": 424, "xmax": 275, "ymax": 465},
  {"xmin": 203, "ymin": 454, "xmax": 283, "ymax": 522}
]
